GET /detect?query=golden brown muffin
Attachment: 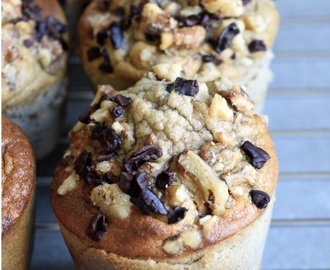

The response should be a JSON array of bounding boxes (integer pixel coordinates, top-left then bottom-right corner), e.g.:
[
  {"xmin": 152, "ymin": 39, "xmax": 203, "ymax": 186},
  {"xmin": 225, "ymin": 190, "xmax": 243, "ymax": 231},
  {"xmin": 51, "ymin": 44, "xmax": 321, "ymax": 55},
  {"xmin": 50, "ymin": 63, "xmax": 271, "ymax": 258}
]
[
  {"xmin": 51, "ymin": 70, "xmax": 278, "ymax": 269},
  {"xmin": 2, "ymin": 115, "xmax": 36, "ymax": 270},
  {"xmin": 2, "ymin": 0, "xmax": 69, "ymax": 160},
  {"xmin": 78, "ymin": 0, "xmax": 279, "ymax": 112}
]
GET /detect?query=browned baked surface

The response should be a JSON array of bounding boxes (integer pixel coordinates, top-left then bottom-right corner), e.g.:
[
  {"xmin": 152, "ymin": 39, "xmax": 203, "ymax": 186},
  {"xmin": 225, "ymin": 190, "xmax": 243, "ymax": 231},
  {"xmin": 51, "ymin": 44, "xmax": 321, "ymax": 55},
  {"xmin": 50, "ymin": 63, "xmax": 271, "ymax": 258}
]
[
  {"xmin": 51, "ymin": 75, "xmax": 278, "ymax": 261},
  {"xmin": 1, "ymin": 0, "xmax": 68, "ymax": 109},
  {"xmin": 78, "ymin": 0, "xmax": 279, "ymax": 89},
  {"xmin": 1, "ymin": 115, "xmax": 36, "ymax": 233}
]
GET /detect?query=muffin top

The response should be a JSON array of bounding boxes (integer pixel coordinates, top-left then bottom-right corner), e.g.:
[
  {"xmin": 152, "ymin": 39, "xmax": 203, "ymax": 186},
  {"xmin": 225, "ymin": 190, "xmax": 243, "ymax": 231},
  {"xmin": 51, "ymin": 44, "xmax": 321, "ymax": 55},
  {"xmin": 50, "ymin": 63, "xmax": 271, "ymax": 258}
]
[
  {"xmin": 51, "ymin": 68, "xmax": 278, "ymax": 259},
  {"xmin": 2, "ymin": 0, "xmax": 68, "ymax": 110},
  {"xmin": 1, "ymin": 115, "xmax": 36, "ymax": 233},
  {"xmin": 79, "ymin": 0, "xmax": 279, "ymax": 89}
]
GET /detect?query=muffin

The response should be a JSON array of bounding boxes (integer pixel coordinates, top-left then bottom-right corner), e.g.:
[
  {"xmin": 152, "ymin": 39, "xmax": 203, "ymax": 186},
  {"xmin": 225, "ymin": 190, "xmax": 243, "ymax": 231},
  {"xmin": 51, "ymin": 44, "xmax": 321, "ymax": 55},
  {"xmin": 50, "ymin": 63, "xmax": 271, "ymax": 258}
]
[
  {"xmin": 2, "ymin": 0, "xmax": 69, "ymax": 160},
  {"xmin": 51, "ymin": 68, "xmax": 278, "ymax": 269},
  {"xmin": 2, "ymin": 115, "xmax": 36, "ymax": 270},
  {"xmin": 78, "ymin": 0, "xmax": 279, "ymax": 113}
]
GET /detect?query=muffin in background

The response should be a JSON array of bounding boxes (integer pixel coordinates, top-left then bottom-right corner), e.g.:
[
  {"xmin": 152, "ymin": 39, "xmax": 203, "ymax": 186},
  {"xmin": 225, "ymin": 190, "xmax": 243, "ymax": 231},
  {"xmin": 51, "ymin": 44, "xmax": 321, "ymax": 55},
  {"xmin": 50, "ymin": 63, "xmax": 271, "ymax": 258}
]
[
  {"xmin": 2, "ymin": 0, "xmax": 69, "ymax": 160},
  {"xmin": 78, "ymin": 0, "xmax": 279, "ymax": 113},
  {"xmin": 51, "ymin": 67, "xmax": 278, "ymax": 270},
  {"xmin": 2, "ymin": 115, "xmax": 36, "ymax": 270}
]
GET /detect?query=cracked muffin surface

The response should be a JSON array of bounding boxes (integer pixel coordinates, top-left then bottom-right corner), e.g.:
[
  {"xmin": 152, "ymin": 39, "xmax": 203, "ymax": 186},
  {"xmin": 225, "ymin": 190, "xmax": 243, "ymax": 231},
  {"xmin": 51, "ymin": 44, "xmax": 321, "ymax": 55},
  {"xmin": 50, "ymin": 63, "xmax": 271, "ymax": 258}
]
[
  {"xmin": 51, "ymin": 71, "xmax": 278, "ymax": 263},
  {"xmin": 78, "ymin": 0, "xmax": 279, "ymax": 90}
]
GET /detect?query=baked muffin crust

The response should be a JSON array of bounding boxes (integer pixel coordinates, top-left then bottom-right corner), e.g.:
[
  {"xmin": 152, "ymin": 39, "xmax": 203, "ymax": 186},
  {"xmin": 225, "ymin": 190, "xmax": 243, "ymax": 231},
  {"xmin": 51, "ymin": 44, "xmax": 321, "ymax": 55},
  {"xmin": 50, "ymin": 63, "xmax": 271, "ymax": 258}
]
[
  {"xmin": 51, "ymin": 73, "xmax": 278, "ymax": 261},
  {"xmin": 78, "ymin": 0, "xmax": 279, "ymax": 89},
  {"xmin": 1, "ymin": 115, "xmax": 36, "ymax": 233}
]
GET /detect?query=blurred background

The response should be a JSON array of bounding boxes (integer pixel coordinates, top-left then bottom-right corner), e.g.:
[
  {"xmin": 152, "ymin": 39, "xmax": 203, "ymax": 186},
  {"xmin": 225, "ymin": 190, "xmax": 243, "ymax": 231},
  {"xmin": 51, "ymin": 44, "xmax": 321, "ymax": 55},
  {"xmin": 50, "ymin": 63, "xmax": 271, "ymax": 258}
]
[{"xmin": 32, "ymin": 0, "xmax": 330, "ymax": 269}]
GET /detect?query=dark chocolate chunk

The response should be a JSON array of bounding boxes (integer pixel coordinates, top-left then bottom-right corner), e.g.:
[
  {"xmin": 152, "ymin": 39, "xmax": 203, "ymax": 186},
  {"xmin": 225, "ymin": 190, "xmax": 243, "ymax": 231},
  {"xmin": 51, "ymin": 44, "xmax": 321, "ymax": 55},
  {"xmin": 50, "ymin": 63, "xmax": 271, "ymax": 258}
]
[
  {"xmin": 86, "ymin": 213, "xmax": 108, "ymax": 241},
  {"xmin": 168, "ymin": 206, "xmax": 188, "ymax": 224},
  {"xmin": 130, "ymin": 189, "xmax": 168, "ymax": 215},
  {"xmin": 96, "ymin": 30, "xmax": 108, "ymax": 46},
  {"xmin": 214, "ymin": 22, "xmax": 240, "ymax": 53},
  {"xmin": 202, "ymin": 54, "xmax": 215, "ymax": 63},
  {"xmin": 166, "ymin": 77, "xmax": 199, "ymax": 97},
  {"xmin": 156, "ymin": 169, "xmax": 174, "ymax": 189},
  {"xmin": 248, "ymin": 39, "xmax": 267, "ymax": 53},
  {"xmin": 110, "ymin": 22, "xmax": 124, "ymax": 49},
  {"xmin": 111, "ymin": 106, "xmax": 124, "ymax": 118},
  {"xmin": 112, "ymin": 94, "xmax": 132, "ymax": 107},
  {"xmin": 124, "ymin": 145, "xmax": 163, "ymax": 173},
  {"xmin": 241, "ymin": 141, "xmax": 270, "ymax": 169},
  {"xmin": 250, "ymin": 190, "xmax": 270, "ymax": 209},
  {"xmin": 99, "ymin": 48, "xmax": 113, "ymax": 73},
  {"xmin": 74, "ymin": 151, "xmax": 92, "ymax": 178},
  {"xmin": 87, "ymin": 47, "xmax": 101, "ymax": 61},
  {"xmin": 78, "ymin": 104, "xmax": 98, "ymax": 124},
  {"xmin": 23, "ymin": 39, "xmax": 33, "ymax": 48},
  {"xmin": 91, "ymin": 123, "xmax": 121, "ymax": 153},
  {"xmin": 145, "ymin": 27, "xmax": 160, "ymax": 42},
  {"xmin": 118, "ymin": 171, "xmax": 147, "ymax": 197}
]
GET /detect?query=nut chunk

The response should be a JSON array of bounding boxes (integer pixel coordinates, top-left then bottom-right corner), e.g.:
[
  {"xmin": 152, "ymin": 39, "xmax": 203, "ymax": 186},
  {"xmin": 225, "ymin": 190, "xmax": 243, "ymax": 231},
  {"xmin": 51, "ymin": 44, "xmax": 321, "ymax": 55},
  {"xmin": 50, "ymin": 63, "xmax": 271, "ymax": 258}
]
[
  {"xmin": 91, "ymin": 184, "xmax": 132, "ymax": 219},
  {"xmin": 178, "ymin": 150, "xmax": 229, "ymax": 215}
]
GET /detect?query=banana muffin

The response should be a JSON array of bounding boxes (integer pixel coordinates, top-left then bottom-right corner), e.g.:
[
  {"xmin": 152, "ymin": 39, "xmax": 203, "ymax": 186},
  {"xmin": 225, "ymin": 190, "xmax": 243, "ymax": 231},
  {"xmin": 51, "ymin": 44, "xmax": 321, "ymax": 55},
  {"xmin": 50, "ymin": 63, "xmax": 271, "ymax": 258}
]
[
  {"xmin": 51, "ymin": 68, "xmax": 278, "ymax": 269},
  {"xmin": 2, "ymin": 115, "xmax": 36, "ymax": 270},
  {"xmin": 2, "ymin": 0, "xmax": 69, "ymax": 160},
  {"xmin": 78, "ymin": 0, "xmax": 279, "ymax": 113}
]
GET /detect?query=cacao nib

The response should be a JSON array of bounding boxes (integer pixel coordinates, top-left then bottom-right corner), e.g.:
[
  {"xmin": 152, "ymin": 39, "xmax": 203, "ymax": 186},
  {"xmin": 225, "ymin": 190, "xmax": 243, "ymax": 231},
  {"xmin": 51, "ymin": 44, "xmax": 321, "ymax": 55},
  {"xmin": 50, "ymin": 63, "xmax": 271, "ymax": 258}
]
[
  {"xmin": 87, "ymin": 47, "xmax": 101, "ymax": 61},
  {"xmin": 91, "ymin": 123, "xmax": 121, "ymax": 153},
  {"xmin": 168, "ymin": 206, "xmax": 188, "ymax": 224},
  {"xmin": 124, "ymin": 145, "xmax": 163, "ymax": 173},
  {"xmin": 248, "ymin": 39, "xmax": 267, "ymax": 53},
  {"xmin": 166, "ymin": 77, "xmax": 199, "ymax": 97},
  {"xmin": 202, "ymin": 54, "xmax": 215, "ymax": 63},
  {"xmin": 241, "ymin": 141, "xmax": 270, "ymax": 169},
  {"xmin": 250, "ymin": 190, "xmax": 270, "ymax": 209},
  {"xmin": 86, "ymin": 213, "xmax": 108, "ymax": 241},
  {"xmin": 96, "ymin": 30, "xmax": 108, "ymax": 46},
  {"xmin": 111, "ymin": 94, "xmax": 132, "ymax": 107},
  {"xmin": 214, "ymin": 22, "xmax": 240, "ymax": 53},
  {"xmin": 130, "ymin": 189, "xmax": 168, "ymax": 215},
  {"xmin": 110, "ymin": 22, "xmax": 124, "ymax": 49},
  {"xmin": 111, "ymin": 106, "xmax": 124, "ymax": 118},
  {"xmin": 118, "ymin": 171, "xmax": 147, "ymax": 197},
  {"xmin": 242, "ymin": 0, "xmax": 252, "ymax": 5},
  {"xmin": 184, "ymin": 14, "xmax": 201, "ymax": 27},
  {"xmin": 214, "ymin": 59, "xmax": 223, "ymax": 65},
  {"xmin": 156, "ymin": 169, "xmax": 174, "ymax": 189},
  {"xmin": 23, "ymin": 39, "xmax": 33, "ymax": 48},
  {"xmin": 96, "ymin": 153, "xmax": 116, "ymax": 162},
  {"xmin": 99, "ymin": 48, "xmax": 113, "ymax": 73},
  {"xmin": 145, "ymin": 27, "xmax": 160, "ymax": 42},
  {"xmin": 74, "ymin": 151, "xmax": 92, "ymax": 178},
  {"xmin": 78, "ymin": 104, "xmax": 98, "ymax": 123}
]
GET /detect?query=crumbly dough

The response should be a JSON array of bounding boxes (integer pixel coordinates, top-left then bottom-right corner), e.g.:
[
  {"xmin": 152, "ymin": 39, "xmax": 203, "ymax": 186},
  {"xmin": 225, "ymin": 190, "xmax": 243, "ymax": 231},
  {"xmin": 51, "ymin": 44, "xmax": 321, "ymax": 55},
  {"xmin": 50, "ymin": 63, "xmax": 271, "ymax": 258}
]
[
  {"xmin": 79, "ymin": 0, "xmax": 279, "ymax": 89},
  {"xmin": 51, "ymin": 73, "xmax": 278, "ymax": 265},
  {"xmin": 1, "ymin": 0, "xmax": 68, "ymax": 109}
]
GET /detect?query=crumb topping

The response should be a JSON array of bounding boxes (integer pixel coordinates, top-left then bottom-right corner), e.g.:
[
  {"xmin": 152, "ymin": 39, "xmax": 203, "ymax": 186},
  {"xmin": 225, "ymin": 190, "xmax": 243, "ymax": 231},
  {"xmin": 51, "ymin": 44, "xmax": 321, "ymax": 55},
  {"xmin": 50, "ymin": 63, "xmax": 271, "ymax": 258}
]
[{"xmin": 54, "ymin": 74, "xmax": 276, "ymax": 256}]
